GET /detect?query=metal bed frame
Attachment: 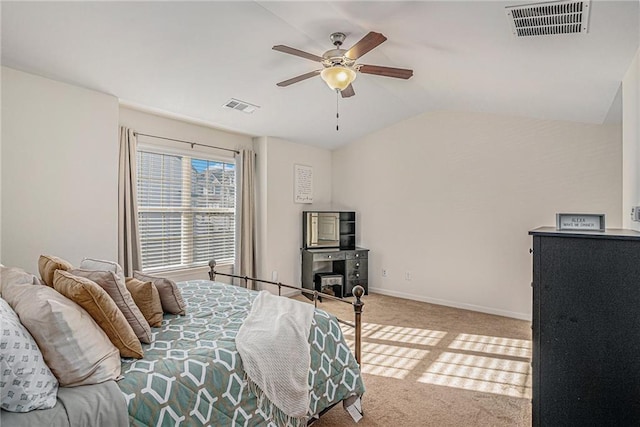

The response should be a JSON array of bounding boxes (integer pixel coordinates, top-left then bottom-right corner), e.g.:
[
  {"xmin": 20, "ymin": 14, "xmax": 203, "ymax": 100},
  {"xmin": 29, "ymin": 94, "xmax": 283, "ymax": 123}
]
[{"xmin": 208, "ymin": 260, "xmax": 365, "ymax": 364}]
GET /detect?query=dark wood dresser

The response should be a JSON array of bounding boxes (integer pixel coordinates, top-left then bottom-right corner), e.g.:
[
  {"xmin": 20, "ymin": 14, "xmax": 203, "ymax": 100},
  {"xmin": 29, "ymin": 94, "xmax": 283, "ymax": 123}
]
[
  {"xmin": 301, "ymin": 247, "xmax": 368, "ymax": 297},
  {"xmin": 529, "ymin": 227, "xmax": 640, "ymax": 426}
]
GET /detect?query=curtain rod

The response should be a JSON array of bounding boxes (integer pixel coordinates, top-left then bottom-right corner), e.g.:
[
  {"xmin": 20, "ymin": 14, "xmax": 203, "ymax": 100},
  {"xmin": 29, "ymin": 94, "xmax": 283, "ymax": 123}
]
[{"xmin": 133, "ymin": 132, "xmax": 239, "ymax": 154}]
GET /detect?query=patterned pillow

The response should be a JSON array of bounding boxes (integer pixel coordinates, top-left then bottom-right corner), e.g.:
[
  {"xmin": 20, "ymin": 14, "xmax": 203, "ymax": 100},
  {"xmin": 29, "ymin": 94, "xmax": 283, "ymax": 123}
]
[
  {"xmin": 38, "ymin": 255, "xmax": 73, "ymax": 287},
  {"xmin": 125, "ymin": 278, "xmax": 163, "ymax": 327},
  {"xmin": 0, "ymin": 297, "xmax": 58, "ymax": 412},
  {"xmin": 2, "ymin": 283, "xmax": 121, "ymax": 387},
  {"xmin": 53, "ymin": 271, "xmax": 143, "ymax": 359},
  {"xmin": 71, "ymin": 269, "xmax": 151, "ymax": 344},
  {"xmin": 134, "ymin": 271, "xmax": 186, "ymax": 315}
]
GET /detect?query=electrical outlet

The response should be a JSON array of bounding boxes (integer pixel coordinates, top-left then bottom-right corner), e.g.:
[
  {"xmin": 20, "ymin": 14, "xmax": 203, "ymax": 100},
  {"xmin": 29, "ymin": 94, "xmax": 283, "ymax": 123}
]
[
  {"xmin": 382, "ymin": 269, "xmax": 388, "ymax": 277},
  {"xmin": 405, "ymin": 271, "xmax": 412, "ymax": 281},
  {"xmin": 272, "ymin": 271, "xmax": 278, "ymax": 282},
  {"xmin": 632, "ymin": 206, "xmax": 640, "ymax": 222}
]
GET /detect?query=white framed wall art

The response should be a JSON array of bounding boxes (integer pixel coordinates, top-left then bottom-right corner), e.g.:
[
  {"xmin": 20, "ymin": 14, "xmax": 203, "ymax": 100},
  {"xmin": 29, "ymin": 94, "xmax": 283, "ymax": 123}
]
[{"xmin": 294, "ymin": 164, "xmax": 313, "ymax": 203}]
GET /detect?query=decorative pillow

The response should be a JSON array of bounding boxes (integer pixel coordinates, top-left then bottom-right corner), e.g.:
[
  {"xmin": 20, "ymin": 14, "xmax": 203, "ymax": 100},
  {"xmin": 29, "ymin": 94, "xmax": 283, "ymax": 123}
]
[
  {"xmin": 134, "ymin": 271, "xmax": 186, "ymax": 315},
  {"xmin": 125, "ymin": 278, "xmax": 163, "ymax": 327},
  {"xmin": 53, "ymin": 271, "xmax": 143, "ymax": 359},
  {"xmin": 71, "ymin": 269, "xmax": 151, "ymax": 344},
  {"xmin": 2, "ymin": 282, "xmax": 121, "ymax": 387},
  {"xmin": 0, "ymin": 298, "xmax": 58, "ymax": 412},
  {"xmin": 79, "ymin": 258, "xmax": 125, "ymax": 282},
  {"xmin": 0, "ymin": 266, "xmax": 38, "ymax": 298},
  {"xmin": 37, "ymin": 255, "xmax": 73, "ymax": 287}
]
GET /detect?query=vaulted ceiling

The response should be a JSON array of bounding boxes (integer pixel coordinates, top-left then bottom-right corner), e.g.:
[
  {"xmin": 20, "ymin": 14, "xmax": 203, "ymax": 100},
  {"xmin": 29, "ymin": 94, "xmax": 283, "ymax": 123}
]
[{"xmin": 1, "ymin": 1, "xmax": 638, "ymax": 149}]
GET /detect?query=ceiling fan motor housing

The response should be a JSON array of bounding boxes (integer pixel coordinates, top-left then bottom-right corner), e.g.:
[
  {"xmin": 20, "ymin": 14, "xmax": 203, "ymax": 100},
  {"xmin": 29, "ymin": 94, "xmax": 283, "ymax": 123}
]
[
  {"xmin": 329, "ymin": 32, "xmax": 346, "ymax": 47},
  {"xmin": 322, "ymin": 48, "xmax": 355, "ymax": 68},
  {"xmin": 324, "ymin": 32, "xmax": 357, "ymax": 68}
]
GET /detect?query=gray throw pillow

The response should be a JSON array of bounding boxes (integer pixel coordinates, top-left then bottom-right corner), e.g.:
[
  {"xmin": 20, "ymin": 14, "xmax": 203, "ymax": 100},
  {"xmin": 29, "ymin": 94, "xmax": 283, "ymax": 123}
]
[{"xmin": 133, "ymin": 271, "xmax": 186, "ymax": 315}]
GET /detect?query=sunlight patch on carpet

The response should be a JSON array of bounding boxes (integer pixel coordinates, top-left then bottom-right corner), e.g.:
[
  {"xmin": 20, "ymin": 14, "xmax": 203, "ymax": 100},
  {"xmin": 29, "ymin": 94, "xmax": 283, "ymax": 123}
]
[
  {"xmin": 448, "ymin": 333, "xmax": 531, "ymax": 358},
  {"xmin": 418, "ymin": 352, "xmax": 532, "ymax": 399},
  {"xmin": 344, "ymin": 339, "xmax": 429, "ymax": 379},
  {"xmin": 341, "ymin": 322, "xmax": 446, "ymax": 346},
  {"xmin": 366, "ymin": 324, "xmax": 446, "ymax": 346}
]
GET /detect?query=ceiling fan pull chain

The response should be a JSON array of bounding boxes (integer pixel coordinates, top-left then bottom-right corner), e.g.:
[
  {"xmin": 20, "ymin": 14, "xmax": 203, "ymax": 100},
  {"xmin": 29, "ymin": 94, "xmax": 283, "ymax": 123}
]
[{"xmin": 336, "ymin": 89, "xmax": 340, "ymax": 131}]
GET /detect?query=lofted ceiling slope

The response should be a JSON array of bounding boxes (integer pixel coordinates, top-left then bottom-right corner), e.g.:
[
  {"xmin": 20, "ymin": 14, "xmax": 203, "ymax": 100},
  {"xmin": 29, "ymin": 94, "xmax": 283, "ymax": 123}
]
[{"xmin": 1, "ymin": 1, "xmax": 639, "ymax": 149}]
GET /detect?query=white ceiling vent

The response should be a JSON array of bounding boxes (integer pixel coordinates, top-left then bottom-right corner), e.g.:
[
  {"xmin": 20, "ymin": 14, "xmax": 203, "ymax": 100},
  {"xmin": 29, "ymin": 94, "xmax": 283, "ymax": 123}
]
[
  {"xmin": 506, "ymin": 0, "xmax": 591, "ymax": 37},
  {"xmin": 223, "ymin": 98, "xmax": 260, "ymax": 114}
]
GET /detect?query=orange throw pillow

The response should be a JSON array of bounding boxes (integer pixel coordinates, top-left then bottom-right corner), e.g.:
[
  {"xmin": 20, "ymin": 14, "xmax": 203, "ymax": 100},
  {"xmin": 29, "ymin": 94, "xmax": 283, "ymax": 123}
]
[{"xmin": 53, "ymin": 270, "xmax": 143, "ymax": 359}]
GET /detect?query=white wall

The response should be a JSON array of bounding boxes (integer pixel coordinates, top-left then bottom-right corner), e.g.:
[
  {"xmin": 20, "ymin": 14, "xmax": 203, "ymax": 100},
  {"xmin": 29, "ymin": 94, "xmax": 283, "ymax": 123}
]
[
  {"xmin": 254, "ymin": 136, "xmax": 332, "ymax": 294},
  {"xmin": 623, "ymin": 47, "xmax": 640, "ymax": 231},
  {"xmin": 1, "ymin": 69, "xmax": 327, "ymax": 287},
  {"xmin": 1, "ymin": 67, "xmax": 119, "ymax": 274},
  {"xmin": 333, "ymin": 111, "xmax": 622, "ymax": 319},
  {"xmin": 2, "ymin": 67, "xmax": 629, "ymax": 321},
  {"xmin": 119, "ymin": 106, "xmax": 253, "ymax": 154}
]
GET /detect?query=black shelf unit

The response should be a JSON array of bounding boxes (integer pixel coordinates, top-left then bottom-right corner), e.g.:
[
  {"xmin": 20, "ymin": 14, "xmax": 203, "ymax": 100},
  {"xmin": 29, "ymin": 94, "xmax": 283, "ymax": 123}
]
[{"xmin": 339, "ymin": 211, "xmax": 356, "ymax": 249}]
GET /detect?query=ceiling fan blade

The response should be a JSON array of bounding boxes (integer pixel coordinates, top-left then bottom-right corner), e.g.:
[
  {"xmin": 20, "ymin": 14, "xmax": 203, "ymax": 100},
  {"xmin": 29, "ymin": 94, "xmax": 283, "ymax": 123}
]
[
  {"xmin": 276, "ymin": 70, "xmax": 321, "ymax": 87},
  {"xmin": 345, "ymin": 32, "xmax": 387, "ymax": 60},
  {"xmin": 341, "ymin": 84, "xmax": 355, "ymax": 98},
  {"xmin": 359, "ymin": 64, "xmax": 414, "ymax": 79},
  {"xmin": 272, "ymin": 45, "xmax": 323, "ymax": 62}
]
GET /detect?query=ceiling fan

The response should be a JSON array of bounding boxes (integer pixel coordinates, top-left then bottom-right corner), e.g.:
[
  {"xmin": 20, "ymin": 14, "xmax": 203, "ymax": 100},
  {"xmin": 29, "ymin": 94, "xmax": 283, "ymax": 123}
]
[{"xmin": 273, "ymin": 31, "xmax": 413, "ymax": 98}]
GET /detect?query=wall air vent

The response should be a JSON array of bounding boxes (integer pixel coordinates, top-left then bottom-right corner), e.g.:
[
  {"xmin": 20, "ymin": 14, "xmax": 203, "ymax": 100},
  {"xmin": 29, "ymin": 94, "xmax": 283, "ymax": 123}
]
[
  {"xmin": 505, "ymin": 0, "xmax": 591, "ymax": 37},
  {"xmin": 223, "ymin": 98, "xmax": 260, "ymax": 114}
]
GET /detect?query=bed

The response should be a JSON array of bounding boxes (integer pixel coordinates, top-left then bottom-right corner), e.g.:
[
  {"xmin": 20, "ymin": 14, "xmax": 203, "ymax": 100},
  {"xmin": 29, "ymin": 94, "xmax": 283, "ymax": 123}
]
[{"xmin": 1, "ymin": 271, "xmax": 365, "ymax": 427}]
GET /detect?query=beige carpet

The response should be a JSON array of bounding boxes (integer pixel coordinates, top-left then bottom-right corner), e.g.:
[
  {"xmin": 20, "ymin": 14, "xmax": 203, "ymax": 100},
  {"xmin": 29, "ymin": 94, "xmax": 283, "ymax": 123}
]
[{"xmin": 297, "ymin": 292, "xmax": 532, "ymax": 427}]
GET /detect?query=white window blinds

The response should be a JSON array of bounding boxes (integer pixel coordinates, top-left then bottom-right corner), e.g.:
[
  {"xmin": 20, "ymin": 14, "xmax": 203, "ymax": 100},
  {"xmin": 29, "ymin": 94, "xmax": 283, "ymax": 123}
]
[{"xmin": 137, "ymin": 150, "xmax": 236, "ymax": 271}]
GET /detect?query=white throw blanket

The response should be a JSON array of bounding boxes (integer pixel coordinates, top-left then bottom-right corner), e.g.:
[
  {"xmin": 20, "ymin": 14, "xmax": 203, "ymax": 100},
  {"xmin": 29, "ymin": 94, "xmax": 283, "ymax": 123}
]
[{"xmin": 236, "ymin": 291, "xmax": 315, "ymax": 427}]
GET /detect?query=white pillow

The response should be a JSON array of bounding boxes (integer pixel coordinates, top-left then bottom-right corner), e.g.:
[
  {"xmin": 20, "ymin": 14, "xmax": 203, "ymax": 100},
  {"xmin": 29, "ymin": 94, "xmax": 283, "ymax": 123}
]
[
  {"xmin": 0, "ymin": 266, "xmax": 38, "ymax": 299},
  {"xmin": 0, "ymin": 297, "xmax": 58, "ymax": 412},
  {"xmin": 79, "ymin": 258, "xmax": 125, "ymax": 282},
  {"xmin": 3, "ymin": 284, "xmax": 121, "ymax": 387}
]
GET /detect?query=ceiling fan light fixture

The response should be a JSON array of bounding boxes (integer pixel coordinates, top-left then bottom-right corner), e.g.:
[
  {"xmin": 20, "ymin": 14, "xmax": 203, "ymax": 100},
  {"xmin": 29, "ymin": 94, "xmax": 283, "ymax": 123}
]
[{"xmin": 320, "ymin": 66, "xmax": 356, "ymax": 91}]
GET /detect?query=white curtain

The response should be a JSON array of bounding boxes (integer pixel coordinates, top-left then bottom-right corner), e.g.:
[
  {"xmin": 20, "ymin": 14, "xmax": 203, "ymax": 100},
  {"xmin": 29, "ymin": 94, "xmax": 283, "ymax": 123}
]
[
  {"xmin": 118, "ymin": 127, "xmax": 142, "ymax": 277},
  {"xmin": 235, "ymin": 149, "xmax": 257, "ymax": 289}
]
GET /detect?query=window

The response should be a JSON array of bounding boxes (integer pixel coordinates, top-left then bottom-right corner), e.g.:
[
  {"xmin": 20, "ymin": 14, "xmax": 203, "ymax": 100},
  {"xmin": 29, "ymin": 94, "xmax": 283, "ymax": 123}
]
[{"xmin": 136, "ymin": 149, "xmax": 236, "ymax": 271}]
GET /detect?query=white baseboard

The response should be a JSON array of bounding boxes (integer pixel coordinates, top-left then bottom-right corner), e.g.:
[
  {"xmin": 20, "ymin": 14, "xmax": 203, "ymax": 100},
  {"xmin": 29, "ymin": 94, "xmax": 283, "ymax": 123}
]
[{"xmin": 368, "ymin": 286, "xmax": 531, "ymax": 321}]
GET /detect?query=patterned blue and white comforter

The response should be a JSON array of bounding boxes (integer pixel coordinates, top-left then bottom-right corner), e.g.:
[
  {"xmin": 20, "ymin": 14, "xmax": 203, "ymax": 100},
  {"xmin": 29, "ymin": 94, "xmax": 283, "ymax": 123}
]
[{"xmin": 118, "ymin": 280, "xmax": 365, "ymax": 426}]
